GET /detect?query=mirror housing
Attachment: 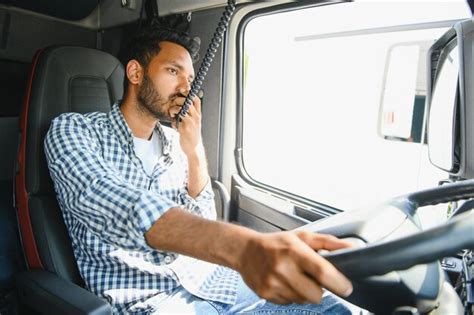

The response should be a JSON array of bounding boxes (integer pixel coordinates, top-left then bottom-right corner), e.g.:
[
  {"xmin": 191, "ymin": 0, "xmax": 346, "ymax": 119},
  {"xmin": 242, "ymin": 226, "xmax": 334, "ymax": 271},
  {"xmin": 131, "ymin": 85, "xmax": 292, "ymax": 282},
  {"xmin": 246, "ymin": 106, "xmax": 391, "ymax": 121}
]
[
  {"xmin": 427, "ymin": 35, "xmax": 459, "ymax": 172},
  {"xmin": 427, "ymin": 19, "xmax": 474, "ymax": 179}
]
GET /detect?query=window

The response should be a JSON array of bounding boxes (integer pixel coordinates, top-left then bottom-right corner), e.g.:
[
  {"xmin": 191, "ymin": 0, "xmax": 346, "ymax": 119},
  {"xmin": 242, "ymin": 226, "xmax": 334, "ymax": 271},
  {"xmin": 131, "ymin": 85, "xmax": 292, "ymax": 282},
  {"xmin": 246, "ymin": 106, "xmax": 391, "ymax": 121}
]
[{"xmin": 241, "ymin": 1, "xmax": 470, "ymax": 212}]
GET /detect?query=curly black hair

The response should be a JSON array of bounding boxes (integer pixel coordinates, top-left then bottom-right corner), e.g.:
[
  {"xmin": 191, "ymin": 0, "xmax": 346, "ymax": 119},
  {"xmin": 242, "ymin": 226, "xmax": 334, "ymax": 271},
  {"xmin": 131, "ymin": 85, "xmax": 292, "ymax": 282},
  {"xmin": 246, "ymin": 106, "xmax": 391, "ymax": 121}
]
[{"xmin": 122, "ymin": 25, "xmax": 200, "ymax": 90}]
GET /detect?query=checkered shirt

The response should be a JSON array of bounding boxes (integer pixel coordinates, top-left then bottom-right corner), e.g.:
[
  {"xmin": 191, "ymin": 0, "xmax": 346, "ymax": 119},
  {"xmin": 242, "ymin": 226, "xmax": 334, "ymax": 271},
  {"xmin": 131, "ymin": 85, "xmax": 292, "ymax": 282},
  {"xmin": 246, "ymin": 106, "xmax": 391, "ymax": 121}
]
[{"xmin": 44, "ymin": 103, "xmax": 240, "ymax": 314}]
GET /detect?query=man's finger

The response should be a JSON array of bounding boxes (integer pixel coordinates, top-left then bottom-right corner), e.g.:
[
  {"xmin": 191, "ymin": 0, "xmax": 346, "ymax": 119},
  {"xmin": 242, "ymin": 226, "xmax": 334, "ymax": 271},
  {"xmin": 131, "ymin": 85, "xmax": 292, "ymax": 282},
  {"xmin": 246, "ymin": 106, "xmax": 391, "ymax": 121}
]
[
  {"xmin": 275, "ymin": 279, "xmax": 308, "ymax": 304},
  {"xmin": 274, "ymin": 259, "xmax": 323, "ymax": 304},
  {"xmin": 169, "ymin": 105, "xmax": 182, "ymax": 118},
  {"xmin": 296, "ymin": 246, "xmax": 353, "ymax": 298},
  {"xmin": 173, "ymin": 96, "xmax": 187, "ymax": 106},
  {"xmin": 284, "ymin": 268, "xmax": 324, "ymax": 304},
  {"xmin": 186, "ymin": 102, "xmax": 197, "ymax": 117},
  {"xmin": 192, "ymin": 95, "xmax": 201, "ymax": 114},
  {"xmin": 174, "ymin": 96, "xmax": 200, "ymax": 118},
  {"xmin": 300, "ymin": 232, "xmax": 353, "ymax": 251}
]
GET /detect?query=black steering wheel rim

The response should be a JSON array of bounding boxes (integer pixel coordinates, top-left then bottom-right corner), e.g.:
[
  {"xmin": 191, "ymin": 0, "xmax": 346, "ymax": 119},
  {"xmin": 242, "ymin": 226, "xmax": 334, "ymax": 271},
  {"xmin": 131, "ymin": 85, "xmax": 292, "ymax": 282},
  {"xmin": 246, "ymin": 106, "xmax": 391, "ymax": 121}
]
[
  {"xmin": 301, "ymin": 179, "xmax": 474, "ymax": 314},
  {"xmin": 320, "ymin": 179, "xmax": 474, "ymax": 279},
  {"xmin": 322, "ymin": 209, "xmax": 473, "ymax": 279}
]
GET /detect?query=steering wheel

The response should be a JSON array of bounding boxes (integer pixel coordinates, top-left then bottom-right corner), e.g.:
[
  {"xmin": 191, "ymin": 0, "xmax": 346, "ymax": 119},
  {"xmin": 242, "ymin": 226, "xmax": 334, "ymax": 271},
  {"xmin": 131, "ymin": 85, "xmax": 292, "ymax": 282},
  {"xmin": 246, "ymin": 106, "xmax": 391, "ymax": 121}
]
[{"xmin": 298, "ymin": 179, "xmax": 474, "ymax": 314}]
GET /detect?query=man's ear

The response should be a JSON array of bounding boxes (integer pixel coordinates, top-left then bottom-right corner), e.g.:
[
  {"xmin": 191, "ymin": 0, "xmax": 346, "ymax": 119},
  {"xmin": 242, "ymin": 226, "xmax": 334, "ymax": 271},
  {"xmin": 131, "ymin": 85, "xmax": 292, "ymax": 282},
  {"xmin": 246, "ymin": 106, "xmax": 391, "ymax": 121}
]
[{"xmin": 126, "ymin": 60, "xmax": 143, "ymax": 85}]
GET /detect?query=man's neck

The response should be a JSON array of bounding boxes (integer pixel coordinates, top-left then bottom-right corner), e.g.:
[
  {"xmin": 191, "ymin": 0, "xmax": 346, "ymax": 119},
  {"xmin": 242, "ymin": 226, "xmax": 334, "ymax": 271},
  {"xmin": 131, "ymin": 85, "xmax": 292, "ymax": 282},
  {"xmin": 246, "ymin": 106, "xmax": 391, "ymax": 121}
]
[{"xmin": 120, "ymin": 95, "xmax": 157, "ymax": 140}]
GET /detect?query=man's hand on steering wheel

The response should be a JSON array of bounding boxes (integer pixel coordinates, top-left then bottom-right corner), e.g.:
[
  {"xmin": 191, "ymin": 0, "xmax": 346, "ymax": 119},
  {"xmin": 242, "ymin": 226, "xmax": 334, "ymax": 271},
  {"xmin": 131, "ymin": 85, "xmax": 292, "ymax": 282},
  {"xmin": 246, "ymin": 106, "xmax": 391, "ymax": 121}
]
[{"xmin": 236, "ymin": 231, "xmax": 354, "ymax": 304}]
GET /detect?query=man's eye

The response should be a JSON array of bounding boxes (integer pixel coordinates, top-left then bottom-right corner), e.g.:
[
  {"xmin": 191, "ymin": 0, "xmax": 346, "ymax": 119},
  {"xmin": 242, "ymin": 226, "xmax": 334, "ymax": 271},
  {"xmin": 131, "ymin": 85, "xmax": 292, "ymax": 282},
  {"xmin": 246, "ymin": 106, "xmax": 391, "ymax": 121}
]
[{"xmin": 168, "ymin": 68, "xmax": 177, "ymax": 75}]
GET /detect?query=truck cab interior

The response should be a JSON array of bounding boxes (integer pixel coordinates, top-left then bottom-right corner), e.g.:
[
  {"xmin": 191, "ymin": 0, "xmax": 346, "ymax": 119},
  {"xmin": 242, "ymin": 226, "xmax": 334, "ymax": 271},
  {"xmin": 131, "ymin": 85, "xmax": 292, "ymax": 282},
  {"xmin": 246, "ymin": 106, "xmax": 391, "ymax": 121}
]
[{"xmin": 0, "ymin": 0, "xmax": 473, "ymax": 314}]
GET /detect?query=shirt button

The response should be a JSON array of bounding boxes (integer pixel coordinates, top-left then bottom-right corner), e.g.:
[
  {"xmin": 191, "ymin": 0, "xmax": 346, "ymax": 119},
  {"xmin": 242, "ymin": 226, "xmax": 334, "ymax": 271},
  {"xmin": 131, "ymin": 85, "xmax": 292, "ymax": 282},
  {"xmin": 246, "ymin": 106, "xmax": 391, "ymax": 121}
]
[{"xmin": 164, "ymin": 255, "xmax": 172, "ymax": 264}]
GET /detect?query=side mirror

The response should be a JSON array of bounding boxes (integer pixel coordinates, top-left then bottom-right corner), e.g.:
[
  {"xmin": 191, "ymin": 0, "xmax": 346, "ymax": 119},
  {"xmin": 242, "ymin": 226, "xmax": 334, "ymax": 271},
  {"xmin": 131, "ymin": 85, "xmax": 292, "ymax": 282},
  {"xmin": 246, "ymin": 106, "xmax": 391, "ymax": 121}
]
[
  {"xmin": 379, "ymin": 41, "xmax": 433, "ymax": 143},
  {"xmin": 427, "ymin": 41, "xmax": 459, "ymax": 172},
  {"xmin": 426, "ymin": 18, "xmax": 474, "ymax": 179}
]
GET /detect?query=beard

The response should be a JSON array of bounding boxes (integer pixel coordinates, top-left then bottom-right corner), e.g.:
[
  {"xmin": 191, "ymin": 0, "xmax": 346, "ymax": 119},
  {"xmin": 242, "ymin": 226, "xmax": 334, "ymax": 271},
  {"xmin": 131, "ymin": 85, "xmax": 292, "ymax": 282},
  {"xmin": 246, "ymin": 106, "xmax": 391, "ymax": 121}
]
[{"xmin": 137, "ymin": 72, "xmax": 176, "ymax": 122}]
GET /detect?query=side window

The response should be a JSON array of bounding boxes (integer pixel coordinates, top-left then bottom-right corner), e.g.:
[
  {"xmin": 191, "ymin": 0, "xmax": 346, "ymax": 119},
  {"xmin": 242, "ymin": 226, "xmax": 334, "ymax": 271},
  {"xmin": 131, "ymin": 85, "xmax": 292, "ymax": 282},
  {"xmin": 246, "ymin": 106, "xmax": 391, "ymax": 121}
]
[{"xmin": 241, "ymin": 1, "xmax": 470, "ymax": 212}]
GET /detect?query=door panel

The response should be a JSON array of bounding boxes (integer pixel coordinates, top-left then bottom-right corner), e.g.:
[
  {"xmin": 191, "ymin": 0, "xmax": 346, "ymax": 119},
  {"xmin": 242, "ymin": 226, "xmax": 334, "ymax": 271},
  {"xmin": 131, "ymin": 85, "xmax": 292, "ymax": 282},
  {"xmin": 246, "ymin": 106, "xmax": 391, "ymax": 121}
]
[{"xmin": 231, "ymin": 174, "xmax": 313, "ymax": 231}]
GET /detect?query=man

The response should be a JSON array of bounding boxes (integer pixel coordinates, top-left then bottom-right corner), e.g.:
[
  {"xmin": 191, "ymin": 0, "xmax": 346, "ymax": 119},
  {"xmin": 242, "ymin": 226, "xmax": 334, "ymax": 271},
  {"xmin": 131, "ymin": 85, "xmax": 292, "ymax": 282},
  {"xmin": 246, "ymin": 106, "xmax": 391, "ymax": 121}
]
[{"xmin": 44, "ymin": 27, "xmax": 354, "ymax": 314}]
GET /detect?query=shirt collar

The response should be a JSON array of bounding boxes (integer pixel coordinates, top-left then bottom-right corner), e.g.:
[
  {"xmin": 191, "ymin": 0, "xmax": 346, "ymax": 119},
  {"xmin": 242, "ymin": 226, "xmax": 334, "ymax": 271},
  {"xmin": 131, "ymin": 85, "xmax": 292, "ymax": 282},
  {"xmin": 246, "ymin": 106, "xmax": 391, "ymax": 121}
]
[
  {"xmin": 108, "ymin": 102, "xmax": 172, "ymax": 156},
  {"xmin": 154, "ymin": 121, "xmax": 172, "ymax": 156}
]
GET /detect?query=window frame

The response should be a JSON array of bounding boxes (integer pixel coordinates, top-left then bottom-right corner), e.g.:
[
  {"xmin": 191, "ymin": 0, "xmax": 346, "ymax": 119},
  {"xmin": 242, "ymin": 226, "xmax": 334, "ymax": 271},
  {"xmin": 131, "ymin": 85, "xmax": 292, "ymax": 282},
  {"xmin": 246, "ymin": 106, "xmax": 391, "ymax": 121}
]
[
  {"xmin": 234, "ymin": 1, "xmax": 347, "ymax": 217},
  {"xmin": 234, "ymin": 0, "xmax": 467, "ymax": 215}
]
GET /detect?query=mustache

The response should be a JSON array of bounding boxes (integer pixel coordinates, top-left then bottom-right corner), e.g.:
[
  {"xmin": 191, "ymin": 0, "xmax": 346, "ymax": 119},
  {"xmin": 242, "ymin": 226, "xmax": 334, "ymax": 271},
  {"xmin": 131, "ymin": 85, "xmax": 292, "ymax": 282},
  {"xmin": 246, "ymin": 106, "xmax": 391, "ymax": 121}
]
[{"xmin": 170, "ymin": 92, "xmax": 187, "ymax": 101}]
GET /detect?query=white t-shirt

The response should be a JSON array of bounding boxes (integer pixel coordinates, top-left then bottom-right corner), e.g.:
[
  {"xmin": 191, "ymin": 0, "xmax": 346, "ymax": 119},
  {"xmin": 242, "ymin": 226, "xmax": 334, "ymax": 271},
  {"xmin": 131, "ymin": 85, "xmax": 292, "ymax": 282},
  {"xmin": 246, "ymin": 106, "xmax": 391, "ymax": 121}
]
[{"xmin": 133, "ymin": 130, "xmax": 163, "ymax": 176}]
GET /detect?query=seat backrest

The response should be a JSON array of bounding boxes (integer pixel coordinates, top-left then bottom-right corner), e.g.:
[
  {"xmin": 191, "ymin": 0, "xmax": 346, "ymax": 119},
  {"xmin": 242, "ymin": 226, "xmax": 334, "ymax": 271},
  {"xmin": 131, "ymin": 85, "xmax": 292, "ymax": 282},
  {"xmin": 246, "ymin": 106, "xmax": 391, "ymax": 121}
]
[{"xmin": 16, "ymin": 46, "xmax": 124, "ymax": 284}]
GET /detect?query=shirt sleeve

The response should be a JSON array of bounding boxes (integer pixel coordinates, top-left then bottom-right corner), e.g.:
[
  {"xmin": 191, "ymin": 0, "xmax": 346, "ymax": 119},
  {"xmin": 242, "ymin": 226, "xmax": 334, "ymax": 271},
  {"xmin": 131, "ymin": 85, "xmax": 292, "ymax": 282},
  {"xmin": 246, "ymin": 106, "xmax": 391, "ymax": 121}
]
[
  {"xmin": 163, "ymin": 126, "xmax": 217, "ymax": 221},
  {"xmin": 179, "ymin": 178, "xmax": 216, "ymax": 220},
  {"xmin": 44, "ymin": 113, "xmax": 179, "ymax": 251}
]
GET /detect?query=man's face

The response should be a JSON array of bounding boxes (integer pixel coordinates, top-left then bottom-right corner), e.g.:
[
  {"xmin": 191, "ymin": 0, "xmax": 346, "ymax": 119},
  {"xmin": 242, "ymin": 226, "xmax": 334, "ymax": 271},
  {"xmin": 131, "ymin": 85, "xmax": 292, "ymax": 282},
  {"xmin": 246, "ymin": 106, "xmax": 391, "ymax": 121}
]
[{"xmin": 136, "ymin": 41, "xmax": 195, "ymax": 122}]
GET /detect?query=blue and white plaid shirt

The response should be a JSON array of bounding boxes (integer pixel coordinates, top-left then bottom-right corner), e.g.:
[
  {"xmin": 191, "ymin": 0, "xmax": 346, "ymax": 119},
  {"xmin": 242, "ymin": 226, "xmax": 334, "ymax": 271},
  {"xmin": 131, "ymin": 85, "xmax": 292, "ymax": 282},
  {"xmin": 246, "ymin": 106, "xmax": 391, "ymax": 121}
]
[{"xmin": 44, "ymin": 103, "xmax": 240, "ymax": 314}]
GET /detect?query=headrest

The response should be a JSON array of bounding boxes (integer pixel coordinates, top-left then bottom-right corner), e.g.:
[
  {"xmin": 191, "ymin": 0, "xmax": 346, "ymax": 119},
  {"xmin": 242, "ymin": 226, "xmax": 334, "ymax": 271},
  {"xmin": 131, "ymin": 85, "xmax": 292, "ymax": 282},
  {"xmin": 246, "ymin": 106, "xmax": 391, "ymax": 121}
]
[{"xmin": 25, "ymin": 46, "xmax": 124, "ymax": 195}]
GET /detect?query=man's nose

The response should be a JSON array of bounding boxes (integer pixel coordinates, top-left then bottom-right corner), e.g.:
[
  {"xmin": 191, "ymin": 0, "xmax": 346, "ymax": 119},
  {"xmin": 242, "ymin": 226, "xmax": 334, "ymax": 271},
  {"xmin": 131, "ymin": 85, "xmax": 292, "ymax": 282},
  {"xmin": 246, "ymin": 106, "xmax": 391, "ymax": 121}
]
[{"xmin": 178, "ymin": 79, "xmax": 191, "ymax": 96}]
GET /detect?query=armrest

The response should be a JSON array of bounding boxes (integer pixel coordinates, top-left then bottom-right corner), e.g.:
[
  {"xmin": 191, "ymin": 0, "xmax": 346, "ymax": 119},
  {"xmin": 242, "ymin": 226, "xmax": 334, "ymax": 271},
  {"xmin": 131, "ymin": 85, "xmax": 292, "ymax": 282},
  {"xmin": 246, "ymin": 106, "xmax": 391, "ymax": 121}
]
[{"xmin": 16, "ymin": 269, "xmax": 111, "ymax": 315}]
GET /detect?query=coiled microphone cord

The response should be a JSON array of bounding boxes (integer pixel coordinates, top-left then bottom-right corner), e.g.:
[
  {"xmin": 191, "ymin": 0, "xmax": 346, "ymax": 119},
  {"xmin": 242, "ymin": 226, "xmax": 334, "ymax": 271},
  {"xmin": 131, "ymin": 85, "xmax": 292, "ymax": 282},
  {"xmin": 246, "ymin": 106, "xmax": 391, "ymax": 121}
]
[{"xmin": 176, "ymin": 0, "xmax": 237, "ymax": 128}]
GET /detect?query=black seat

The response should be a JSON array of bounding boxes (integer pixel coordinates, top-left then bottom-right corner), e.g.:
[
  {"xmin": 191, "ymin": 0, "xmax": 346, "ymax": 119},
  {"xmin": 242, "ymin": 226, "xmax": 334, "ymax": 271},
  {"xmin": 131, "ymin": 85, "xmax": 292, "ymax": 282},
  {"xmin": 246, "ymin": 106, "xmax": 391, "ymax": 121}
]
[{"xmin": 15, "ymin": 46, "xmax": 124, "ymax": 315}]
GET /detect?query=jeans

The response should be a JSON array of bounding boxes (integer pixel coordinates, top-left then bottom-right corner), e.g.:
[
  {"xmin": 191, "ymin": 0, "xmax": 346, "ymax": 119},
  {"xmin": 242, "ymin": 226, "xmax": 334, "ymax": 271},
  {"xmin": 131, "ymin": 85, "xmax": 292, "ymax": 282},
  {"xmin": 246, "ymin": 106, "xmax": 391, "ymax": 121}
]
[{"xmin": 148, "ymin": 276, "xmax": 360, "ymax": 315}]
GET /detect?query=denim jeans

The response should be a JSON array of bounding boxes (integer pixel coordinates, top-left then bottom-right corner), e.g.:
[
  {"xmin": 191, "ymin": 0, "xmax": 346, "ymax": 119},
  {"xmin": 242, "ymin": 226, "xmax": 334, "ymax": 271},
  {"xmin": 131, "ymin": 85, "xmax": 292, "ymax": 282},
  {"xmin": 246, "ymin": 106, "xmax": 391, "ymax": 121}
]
[{"xmin": 148, "ymin": 276, "xmax": 360, "ymax": 315}]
